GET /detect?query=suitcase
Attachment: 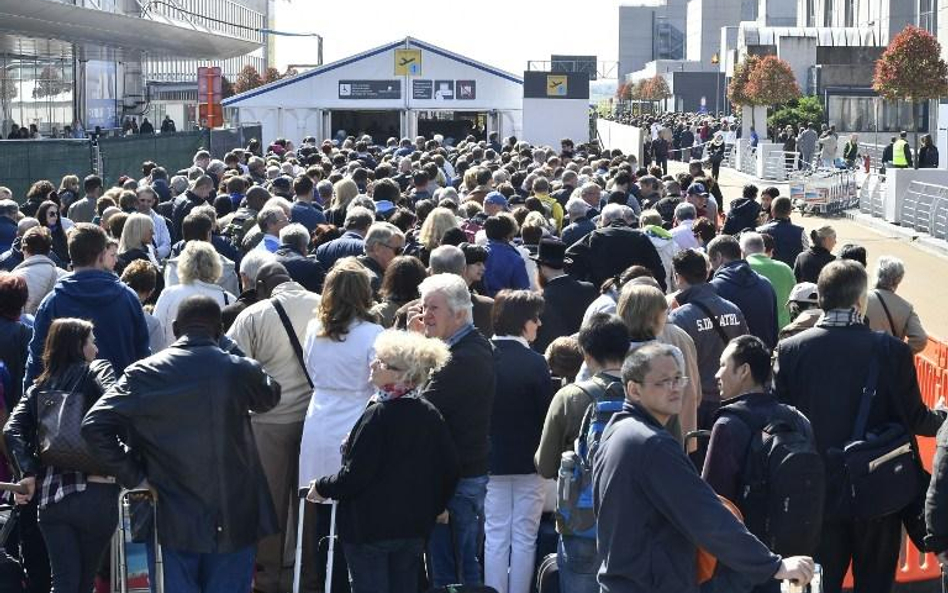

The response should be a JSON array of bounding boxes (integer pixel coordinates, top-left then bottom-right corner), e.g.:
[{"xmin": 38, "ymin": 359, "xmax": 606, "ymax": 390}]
[
  {"xmin": 535, "ymin": 553, "xmax": 559, "ymax": 593},
  {"xmin": 115, "ymin": 489, "xmax": 163, "ymax": 593},
  {"xmin": 293, "ymin": 490, "xmax": 347, "ymax": 593}
]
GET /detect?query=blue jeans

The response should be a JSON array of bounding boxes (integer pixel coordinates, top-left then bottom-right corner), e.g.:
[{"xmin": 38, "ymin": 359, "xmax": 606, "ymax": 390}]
[
  {"xmin": 557, "ymin": 534, "xmax": 599, "ymax": 593},
  {"xmin": 343, "ymin": 538, "xmax": 424, "ymax": 593},
  {"xmin": 427, "ymin": 475, "xmax": 488, "ymax": 587},
  {"xmin": 159, "ymin": 544, "xmax": 255, "ymax": 593}
]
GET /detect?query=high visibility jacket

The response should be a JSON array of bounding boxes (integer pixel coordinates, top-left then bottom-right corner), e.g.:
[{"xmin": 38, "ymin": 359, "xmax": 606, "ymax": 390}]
[{"xmin": 893, "ymin": 139, "xmax": 909, "ymax": 167}]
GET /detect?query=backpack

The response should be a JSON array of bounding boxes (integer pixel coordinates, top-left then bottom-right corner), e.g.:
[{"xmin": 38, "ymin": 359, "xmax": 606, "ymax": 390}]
[
  {"xmin": 717, "ymin": 400, "xmax": 825, "ymax": 556},
  {"xmin": 555, "ymin": 375, "xmax": 625, "ymax": 539},
  {"xmin": 222, "ymin": 207, "xmax": 257, "ymax": 250}
]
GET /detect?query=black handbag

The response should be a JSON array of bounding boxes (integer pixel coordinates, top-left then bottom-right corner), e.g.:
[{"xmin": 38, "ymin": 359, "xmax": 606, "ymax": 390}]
[
  {"xmin": 834, "ymin": 334, "xmax": 922, "ymax": 521},
  {"xmin": 35, "ymin": 367, "xmax": 108, "ymax": 476}
]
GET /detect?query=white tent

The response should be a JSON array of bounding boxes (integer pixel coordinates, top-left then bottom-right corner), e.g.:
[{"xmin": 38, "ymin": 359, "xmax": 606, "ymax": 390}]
[{"xmin": 224, "ymin": 37, "xmax": 524, "ymax": 145}]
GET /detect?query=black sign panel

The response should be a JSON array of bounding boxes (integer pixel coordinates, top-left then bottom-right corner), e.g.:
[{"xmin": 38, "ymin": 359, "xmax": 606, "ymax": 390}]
[
  {"xmin": 523, "ymin": 71, "xmax": 590, "ymax": 100},
  {"xmin": 551, "ymin": 55, "xmax": 598, "ymax": 81},
  {"xmin": 338, "ymin": 80, "xmax": 401, "ymax": 100},
  {"xmin": 413, "ymin": 79, "xmax": 433, "ymax": 100},
  {"xmin": 457, "ymin": 80, "xmax": 476, "ymax": 100},
  {"xmin": 434, "ymin": 80, "xmax": 454, "ymax": 100}
]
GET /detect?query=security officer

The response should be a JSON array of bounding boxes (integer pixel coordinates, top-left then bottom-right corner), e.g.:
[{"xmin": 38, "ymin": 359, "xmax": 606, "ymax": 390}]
[{"xmin": 892, "ymin": 130, "xmax": 913, "ymax": 169}]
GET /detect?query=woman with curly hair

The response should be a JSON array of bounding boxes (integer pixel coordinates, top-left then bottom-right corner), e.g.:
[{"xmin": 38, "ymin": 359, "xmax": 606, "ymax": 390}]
[{"xmin": 307, "ymin": 329, "xmax": 459, "ymax": 593}]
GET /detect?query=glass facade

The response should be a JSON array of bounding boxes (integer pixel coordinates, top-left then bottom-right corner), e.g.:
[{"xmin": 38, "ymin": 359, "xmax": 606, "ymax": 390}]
[
  {"xmin": 828, "ymin": 94, "xmax": 929, "ymax": 132},
  {"xmin": 0, "ymin": 55, "xmax": 75, "ymax": 137}
]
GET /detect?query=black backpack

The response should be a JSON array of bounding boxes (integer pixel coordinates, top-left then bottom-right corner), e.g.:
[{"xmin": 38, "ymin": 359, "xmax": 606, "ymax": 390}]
[{"xmin": 718, "ymin": 401, "xmax": 825, "ymax": 556}]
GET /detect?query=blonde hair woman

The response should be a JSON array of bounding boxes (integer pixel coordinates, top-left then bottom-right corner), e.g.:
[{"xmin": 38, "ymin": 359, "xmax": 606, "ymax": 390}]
[
  {"xmin": 299, "ymin": 257, "xmax": 384, "ymax": 499},
  {"xmin": 152, "ymin": 241, "xmax": 234, "ymax": 346},
  {"xmin": 306, "ymin": 329, "xmax": 458, "ymax": 593},
  {"xmin": 326, "ymin": 178, "xmax": 360, "ymax": 227},
  {"xmin": 415, "ymin": 207, "xmax": 459, "ymax": 265},
  {"xmin": 115, "ymin": 212, "xmax": 162, "ymax": 293}
]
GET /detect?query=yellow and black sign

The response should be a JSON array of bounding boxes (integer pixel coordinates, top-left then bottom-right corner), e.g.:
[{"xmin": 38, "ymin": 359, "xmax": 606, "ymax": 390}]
[
  {"xmin": 546, "ymin": 75, "xmax": 568, "ymax": 97},
  {"xmin": 395, "ymin": 49, "xmax": 422, "ymax": 76}
]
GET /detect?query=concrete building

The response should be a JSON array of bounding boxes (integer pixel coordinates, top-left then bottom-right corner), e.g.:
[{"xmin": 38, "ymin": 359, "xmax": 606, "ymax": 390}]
[
  {"xmin": 618, "ymin": 3, "xmax": 688, "ymax": 79},
  {"xmin": 0, "ymin": 0, "xmax": 266, "ymax": 136}
]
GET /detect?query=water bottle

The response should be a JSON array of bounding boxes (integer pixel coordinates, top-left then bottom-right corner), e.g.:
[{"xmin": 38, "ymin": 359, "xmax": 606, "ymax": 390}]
[{"xmin": 558, "ymin": 451, "xmax": 578, "ymax": 508}]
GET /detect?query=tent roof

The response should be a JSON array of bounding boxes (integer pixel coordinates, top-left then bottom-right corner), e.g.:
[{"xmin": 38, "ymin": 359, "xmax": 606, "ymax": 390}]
[{"xmin": 223, "ymin": 36, "xmax": 523, "ymax": 106}]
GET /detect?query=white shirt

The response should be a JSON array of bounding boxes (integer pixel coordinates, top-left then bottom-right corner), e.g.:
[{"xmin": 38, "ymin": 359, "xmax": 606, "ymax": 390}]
[
  {"xmin": 671, "ymin": 220, "xmax": 700, "ymax": 250},
  {"xmin": 152, "ymin": 280, "xmax": 236, "ymax": 347},
  {"xmin": 147, "ymin": 210, "xmax": 172, "ymax": 260}
]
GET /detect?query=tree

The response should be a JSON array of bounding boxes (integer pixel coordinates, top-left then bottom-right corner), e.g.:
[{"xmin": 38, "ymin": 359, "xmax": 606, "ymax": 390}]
[
  {"xmin": 234, "ymin": 65, "xmax": 264, "ymax": 94},
  {"xmin": 283, "ymin": 67, "xmax": 299, "ymax": 78},
  {"xmin": 745, "ymin": 56, "xmax": 801, "ymax": 139},
  {"xmin": 873, "ymin": 25, "xmax": 948, "ymax": 167},
  {"xmin": 33, "ymin": 66, "xmax": 68, "ymax": 99},
  {"xmin": 0, "ymin": 72, "xmax": 17, "ymax": 101},
  {"xmin": 642, "ymin": 75, "xmax": 671, "ymax": 112},
  {"xmin": 768, "ymin": 95, "xmax": 825, "ymax": 134},
  {"xmin": 263, "ymin": 67, "xmax": 282, "ymax": 84},
  {"xmin": 221, "ymin": 75, "xmax": 235, "ymax": 99},
  {"xmin": 727, "ymin": 55, "xmax": 760, "ymax": 109}
]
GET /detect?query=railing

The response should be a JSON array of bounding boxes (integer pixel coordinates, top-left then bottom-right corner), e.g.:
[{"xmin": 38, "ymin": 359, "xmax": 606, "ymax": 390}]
[
  {"xmin": 761, "ymin": 151, "xmax": 800, "ymax": 181},
  {"xmin": 901, "ymin": 181, "xmax": 948, "ymax": 241},
  {"xmin": 858, "ymin": 173, "xmax": 885, "ymax": 218}
]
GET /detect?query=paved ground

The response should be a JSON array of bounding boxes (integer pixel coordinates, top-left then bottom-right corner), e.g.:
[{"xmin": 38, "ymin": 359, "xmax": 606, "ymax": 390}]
[{"xmin": 668, "ymin": 162, "xmax": 948, "ymax": 340}]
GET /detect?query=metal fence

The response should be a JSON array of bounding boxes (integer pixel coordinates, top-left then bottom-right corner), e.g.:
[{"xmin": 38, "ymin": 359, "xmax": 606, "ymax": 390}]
[
  {"xmin": 901, "ymin": 181, "xmax": 948, "ymax": 240},
  {"xmin": 858, "ymin": 173, "xmax": 885, "ymax": 218},
  {"xmin": 209, "ymin": 124, "xmax": 262, "ymax": 160},
  {"xmin": 761, "ymin": 151, "xmax": 800, "ymax": 181}
]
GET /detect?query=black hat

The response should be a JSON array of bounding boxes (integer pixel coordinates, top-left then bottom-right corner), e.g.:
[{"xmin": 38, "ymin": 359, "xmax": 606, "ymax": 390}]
[{"xmin": 530, "ymin": 238, "xmax": 571, "ymax": 269}]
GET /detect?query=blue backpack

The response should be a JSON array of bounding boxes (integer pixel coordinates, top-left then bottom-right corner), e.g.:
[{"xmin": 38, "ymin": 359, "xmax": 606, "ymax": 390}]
[{"xmin": 555, "ymin": 375, "xmax": 625, "ymax": 538}]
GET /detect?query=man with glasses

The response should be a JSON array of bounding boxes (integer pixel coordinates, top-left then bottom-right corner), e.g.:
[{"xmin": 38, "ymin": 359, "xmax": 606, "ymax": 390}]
[
  {"xmin": 135, "ymin": 186, "xmax": 172, "ymax": 259},
  {"xmin": 358, "ymin": 222, "xmax": 406, "ymax": 297},
  {"xmin": 593, "ymin": 342, "xmax": 816, "ymax": 593},
  {"xmin": 253, "ymin": 205, "xmax": 290, "ymax": 254}
]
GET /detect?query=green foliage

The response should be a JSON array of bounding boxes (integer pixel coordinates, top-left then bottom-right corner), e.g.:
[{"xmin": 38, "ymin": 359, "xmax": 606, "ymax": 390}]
[{"xmin": 767, "ymin": 95, "xmax": 825, "ymax": 132}]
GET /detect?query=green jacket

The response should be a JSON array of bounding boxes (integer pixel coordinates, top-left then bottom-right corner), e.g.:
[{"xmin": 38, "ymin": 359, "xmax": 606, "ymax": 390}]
[{"xmin": 746, "ymin": 253, "xmax": 796, "ymax": 330}]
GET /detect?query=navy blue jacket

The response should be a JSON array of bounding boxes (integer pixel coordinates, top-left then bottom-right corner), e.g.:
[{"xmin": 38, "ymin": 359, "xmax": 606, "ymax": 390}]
[
  {"xmin": 0, "ymin": 217, "xmax": 16, "ymax": 254},
  {"xmin": 561, "ymin": 217, "xmax": 595, "ymax": 247},
  {"xmin": 710, "ymin": 260, "xmax": 778, "ymax": 349},
  {"xmin": 594, "ymin": 401, "xmax": 782, "ymax": 593},
  {"xmin": 723, "ymin": 198, "xmax": 761, "ymax": 236},
  {"xmin": 757, "ymin": 219, "xmax": 805, "ymax": 268},
  {"xmin": 275, "ymin": 245, "xmax": 326, "ymax": 293},
  {"xmin": 25, "ymin": 270, "xmax": 150, "ymax": 387},
  {"xmin": 488, "ymin": 339, "xmax": 554, "ymax": 475},
  {"xmin": 315, "ymin": 230, "xmax": 365, "ymax": 270},
  {"xmin": 291, "ymin": 200, "xmax": 326, "ymax": 233}
]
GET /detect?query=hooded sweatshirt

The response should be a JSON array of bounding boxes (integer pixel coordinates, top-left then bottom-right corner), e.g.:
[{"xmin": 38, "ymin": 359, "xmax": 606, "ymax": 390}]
[
  {"xmin": 710, "ymin": 260, "xmax": 778, "ymax": 349},
  {"xmin": 722, "ymin": 197, "xmax": 761, "ymax": 236},
  {"xmin": 26, "ymin": 269, "xmax": 150, "ymax": 386}
]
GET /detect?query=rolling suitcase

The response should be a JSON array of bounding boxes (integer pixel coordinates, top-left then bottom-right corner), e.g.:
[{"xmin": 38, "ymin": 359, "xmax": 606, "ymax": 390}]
[
  {"xmin": 115, "ymin": 489, "xmax": 163, "ymax": 593},
  {"xmin": 293, "ymin": 490, "xmax": 346, "ymax": 593},
  {"xmin": 534, "ymin": 553, "xmax": 559, "ymax": 593}
]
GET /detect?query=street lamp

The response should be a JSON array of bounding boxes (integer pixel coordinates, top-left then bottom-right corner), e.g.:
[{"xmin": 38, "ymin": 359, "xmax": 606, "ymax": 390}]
[{"xmin": 711, "ymin": 53, "xmax": 720, "ymax": 114}]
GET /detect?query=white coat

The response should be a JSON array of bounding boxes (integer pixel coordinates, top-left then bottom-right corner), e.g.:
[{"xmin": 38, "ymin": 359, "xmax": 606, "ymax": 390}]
[{"xmin": 298, "ymin": 318, "xmax": 383, "ymax": 493}]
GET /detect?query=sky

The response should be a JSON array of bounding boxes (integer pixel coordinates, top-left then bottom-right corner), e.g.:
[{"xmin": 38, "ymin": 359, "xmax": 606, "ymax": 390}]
[{"xmin": 272, "ymin": 0, "xmax": 647, "ymax": 80}]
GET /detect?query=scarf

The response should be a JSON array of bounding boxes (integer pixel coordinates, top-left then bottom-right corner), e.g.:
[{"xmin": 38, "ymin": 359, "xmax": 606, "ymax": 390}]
[{"xmin": 372, "ymin": 383, "xmax": 419, "ymax": 403}]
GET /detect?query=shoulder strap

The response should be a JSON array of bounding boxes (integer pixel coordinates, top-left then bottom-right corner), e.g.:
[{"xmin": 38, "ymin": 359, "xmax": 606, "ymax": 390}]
[
  {"xmin": 271, "ymin": 298, "xmax": 313, "ymax": 389},
  {"xmin": 690, "ymin": 300, "xmax": 731, "ymax": 345},
  {"xmin": 873, "ymin": 289, "xmax": 901, "ymax": 339},
  {"xmin": 850, "ymin": 333, "xmax": 884, "ymax": 441}
]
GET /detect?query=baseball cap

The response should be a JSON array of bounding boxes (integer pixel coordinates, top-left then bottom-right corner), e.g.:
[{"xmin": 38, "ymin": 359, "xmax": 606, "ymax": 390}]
[
  {"xmin": 788, "ymin": 282, "xmax": 819, "ymax": 304},
  {"xmin": 686, "ymin": 182, "xmax": 708, "ymax": 196},
  {"xmin": 484, "ymin": 191, "xmax": 509, "ymax": 210}
]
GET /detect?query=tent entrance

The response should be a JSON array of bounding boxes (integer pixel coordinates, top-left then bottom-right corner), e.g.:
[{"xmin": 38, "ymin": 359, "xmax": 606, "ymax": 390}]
[
  {"xmin": 417, "ymin": 110, "xmax": 487, "ymax": 143},
  {"xmin": 330, "ymin": 110, "xmax": 400, "ymax": 144}
]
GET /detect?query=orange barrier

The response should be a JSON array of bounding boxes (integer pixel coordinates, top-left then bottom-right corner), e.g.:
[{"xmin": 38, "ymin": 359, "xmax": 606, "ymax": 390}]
[{"xmin": 842, "ymin": 337, "xmax": 947, "ymax": 589}]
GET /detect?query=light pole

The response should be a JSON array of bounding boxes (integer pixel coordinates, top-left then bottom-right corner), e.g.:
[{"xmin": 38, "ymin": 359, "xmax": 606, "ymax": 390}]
[{"xmin": 712, "ymin": 53, "xmax": 720, "ymax": 114}]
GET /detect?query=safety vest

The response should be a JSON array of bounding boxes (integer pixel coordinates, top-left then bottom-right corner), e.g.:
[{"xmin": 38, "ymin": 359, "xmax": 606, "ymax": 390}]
[{"xmin": 893, "ymin": 139, "xmax": 909, "ymax": 167}]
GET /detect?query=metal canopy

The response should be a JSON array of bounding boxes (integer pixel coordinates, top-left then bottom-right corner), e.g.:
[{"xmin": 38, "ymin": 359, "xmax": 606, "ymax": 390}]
[
  {"xmin": 740, "ymin": 24, "xmax": 879, "ymax": 48},
  {"xmin": 0, "ymin": 0, "xmax": 260, "ymax": 60}
]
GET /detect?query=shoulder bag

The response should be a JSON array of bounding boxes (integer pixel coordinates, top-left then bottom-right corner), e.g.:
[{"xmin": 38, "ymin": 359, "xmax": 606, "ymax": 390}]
[
  {"xmin": 690, "ymin": 300, "xmax": 731, "ymax": 345},
  {"xmin": 36, "ymin": 366, "xmax": 109, "ymax": 476},
  {"xmin": 271, "ymin": 298, "xmax": 313, "ymax": 389},
  {"xmin": 874, "ymin": 289, "xmax": 902, "ymax": 339},
  {"xmin": 831, "ymin": 333, "xmax": 921, "ymax": 520}
]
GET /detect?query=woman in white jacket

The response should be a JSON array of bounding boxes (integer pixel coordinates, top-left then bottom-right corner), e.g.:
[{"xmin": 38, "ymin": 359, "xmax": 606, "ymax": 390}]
[
  {"xmin": 12, "ymin": 226, "xmax": 67, "ymax": 315},
  {"xmin": 153, "ymin": 241, "xmax": 235, "ymax": 345}
]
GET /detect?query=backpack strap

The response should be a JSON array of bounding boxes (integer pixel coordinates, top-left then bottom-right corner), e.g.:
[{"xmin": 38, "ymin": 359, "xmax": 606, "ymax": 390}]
[
  {"xmin": 271, "ymin": 298, "xmax": 314, "ymax": 389},
  {"xmin": 849, "ymin": 333, "xmax": 885, "ymax": 442},
  {"xmin": 574, "ymin": 376, "xmax": 625, "ymax": 461},
  {"xmin": 689, "ymin": 300, "xmax": 731, "ymax": 345}
]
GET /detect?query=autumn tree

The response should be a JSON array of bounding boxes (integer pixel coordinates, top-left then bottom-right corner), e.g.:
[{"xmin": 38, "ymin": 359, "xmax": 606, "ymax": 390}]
[
  {"xmin": 221, "ymin": 75, "xmax": 234, "ymax": 99},
  {"xmin": 873, "ymin": 25, "xmax": 948, "ymax": 167},
  {"xmin": 745, "ymin": 56, "xmax": 801, "ymax": 139},
  {"xmin": 234, "ymin": 65, "xmax": 264, "ymax": 94},
  {"xmin": 263, "ymin": 67, "xmax": 282, "ymax": 84},
  {"xmin": 642, "ymin": 75, "xmax": 671, "ymax": 112},
  {"xmin": 727, "ymin": 54, "xmax": 760, "ymax": 109}
]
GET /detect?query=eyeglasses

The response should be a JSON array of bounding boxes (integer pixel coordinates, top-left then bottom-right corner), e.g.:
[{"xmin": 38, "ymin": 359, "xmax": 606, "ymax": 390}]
[
  {"xmin": 372, "ymin": 358, "xmax": 404, "ymax": 372},
  {"xmin": 634, "ymin": 376, "xmax": 689, "ymax": 391},
  {"xmin": 384, "ymin": 243, "xmax": 404, "ymax": 255}
]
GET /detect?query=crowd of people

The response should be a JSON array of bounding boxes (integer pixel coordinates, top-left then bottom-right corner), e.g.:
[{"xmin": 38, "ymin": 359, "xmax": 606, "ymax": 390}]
[{"xmin": 0, "ymin": 126, "xmax": 944, "ymax": 593}]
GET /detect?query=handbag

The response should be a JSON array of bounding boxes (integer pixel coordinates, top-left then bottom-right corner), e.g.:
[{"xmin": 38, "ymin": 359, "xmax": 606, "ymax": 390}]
[
  {"xmin": 35, "ymin": 366, "xmax": 108, "ymax": 476},
  {"xmin": 832, "ymin": 334, "xmax": 922, "ymax": 521}
]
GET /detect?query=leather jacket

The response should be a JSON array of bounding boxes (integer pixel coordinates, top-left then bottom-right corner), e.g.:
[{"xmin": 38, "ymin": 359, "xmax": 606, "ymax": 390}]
[
  {"xmin": 81, "ymin": 334, "xmax": 281, "ymax": 554},
  {"xmin": 4, "ymin": 360, "xmax": 116, "ymax": 478}
]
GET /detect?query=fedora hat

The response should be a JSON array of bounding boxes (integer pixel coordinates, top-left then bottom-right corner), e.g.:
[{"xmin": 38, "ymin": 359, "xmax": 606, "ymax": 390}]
[{"xmin": 530, "ymin": 238, "xmax": 571, "ymax": 268}]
